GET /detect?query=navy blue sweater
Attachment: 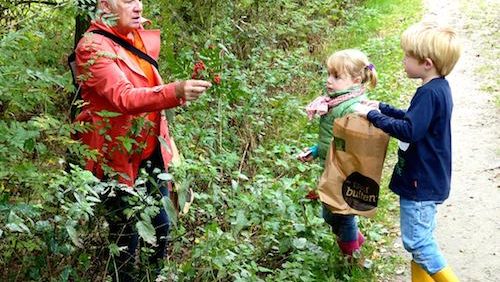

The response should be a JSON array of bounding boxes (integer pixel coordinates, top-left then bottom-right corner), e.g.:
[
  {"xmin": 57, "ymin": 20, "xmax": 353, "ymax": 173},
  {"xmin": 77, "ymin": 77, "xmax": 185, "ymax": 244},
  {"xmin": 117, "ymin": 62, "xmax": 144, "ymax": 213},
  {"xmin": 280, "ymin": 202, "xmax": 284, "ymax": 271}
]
[{"xmin": 366, "ymin": 77, "xmax": 453, "ymax": 202}]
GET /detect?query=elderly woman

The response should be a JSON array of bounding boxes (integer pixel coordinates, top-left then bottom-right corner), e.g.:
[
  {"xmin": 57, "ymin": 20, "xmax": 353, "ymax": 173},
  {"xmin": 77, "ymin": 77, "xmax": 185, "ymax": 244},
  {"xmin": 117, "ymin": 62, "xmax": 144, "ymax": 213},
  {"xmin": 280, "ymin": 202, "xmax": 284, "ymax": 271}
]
[{"xmin": 74, "ymin": 0, "xmax": 211, "ymax": 280}]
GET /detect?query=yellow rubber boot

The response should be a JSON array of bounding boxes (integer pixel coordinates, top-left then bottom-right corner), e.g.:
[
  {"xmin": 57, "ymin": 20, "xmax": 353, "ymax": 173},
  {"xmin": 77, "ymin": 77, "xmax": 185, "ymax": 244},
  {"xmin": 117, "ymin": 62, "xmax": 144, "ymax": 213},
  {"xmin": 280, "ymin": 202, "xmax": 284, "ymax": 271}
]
[
  {"xmin": 411, "ymin": 260, "xmax": 433, "ymax": 282},
  {"xmin": 431, "ymin": 266, "xmax": 459, "ymax": 282}
]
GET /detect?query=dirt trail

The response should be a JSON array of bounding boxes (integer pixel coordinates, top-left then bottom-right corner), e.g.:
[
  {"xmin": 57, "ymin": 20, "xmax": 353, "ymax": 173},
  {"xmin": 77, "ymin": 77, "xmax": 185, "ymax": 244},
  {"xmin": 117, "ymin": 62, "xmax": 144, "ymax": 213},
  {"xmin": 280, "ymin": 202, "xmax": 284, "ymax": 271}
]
[
  {"xmin": 429, "ymin": 0, "xmax": 500, "ymax": 281},
  {"xmin": 389, "ymin": 1, "xmax": 500, "ymax": 281}
]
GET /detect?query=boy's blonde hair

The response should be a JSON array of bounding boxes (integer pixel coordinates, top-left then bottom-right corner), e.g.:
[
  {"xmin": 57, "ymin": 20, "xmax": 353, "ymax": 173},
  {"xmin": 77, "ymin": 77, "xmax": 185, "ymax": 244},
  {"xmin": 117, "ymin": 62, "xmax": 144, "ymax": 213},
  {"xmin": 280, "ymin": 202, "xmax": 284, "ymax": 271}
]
[
  {"xmin": 326, "ymin": 49, "xmax": 377, "ymax": 88},
  {"xmin": 401, "ymin": 21, "xmax": 461, "ymax": 76}
]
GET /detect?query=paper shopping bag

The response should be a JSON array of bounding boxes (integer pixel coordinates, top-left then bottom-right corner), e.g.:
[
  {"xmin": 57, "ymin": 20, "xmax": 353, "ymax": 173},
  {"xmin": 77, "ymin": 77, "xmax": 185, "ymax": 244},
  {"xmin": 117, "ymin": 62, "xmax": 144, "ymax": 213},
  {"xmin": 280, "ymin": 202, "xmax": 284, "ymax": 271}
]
[{"xmin": 318, "ymin": 114, "xmax": 390, "ymax": 218}]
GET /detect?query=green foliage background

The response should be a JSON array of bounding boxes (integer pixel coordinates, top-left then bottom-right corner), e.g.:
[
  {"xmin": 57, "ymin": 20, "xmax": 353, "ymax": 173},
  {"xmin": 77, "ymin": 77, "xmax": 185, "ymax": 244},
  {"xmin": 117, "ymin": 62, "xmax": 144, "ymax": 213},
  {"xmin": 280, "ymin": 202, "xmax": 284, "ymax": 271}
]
[{"xmin": 0, "ymin": 0, "xmax": 421, "ymax": 281}]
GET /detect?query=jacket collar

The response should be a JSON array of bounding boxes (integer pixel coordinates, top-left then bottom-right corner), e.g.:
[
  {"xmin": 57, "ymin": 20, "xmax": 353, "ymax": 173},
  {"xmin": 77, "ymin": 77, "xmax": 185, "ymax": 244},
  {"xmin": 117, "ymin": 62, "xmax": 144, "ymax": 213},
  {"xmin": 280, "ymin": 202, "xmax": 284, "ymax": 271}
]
[{"xmin": 88, "ymin": 20, "xmax": 161, "ymax": 79}]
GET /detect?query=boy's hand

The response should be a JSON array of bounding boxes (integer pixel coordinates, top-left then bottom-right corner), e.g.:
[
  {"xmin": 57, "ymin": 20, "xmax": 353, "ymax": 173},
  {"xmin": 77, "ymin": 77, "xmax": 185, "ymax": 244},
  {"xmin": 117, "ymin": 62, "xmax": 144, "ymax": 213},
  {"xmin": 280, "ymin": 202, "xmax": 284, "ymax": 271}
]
[
  {"xmin": 361, "ymin": 100, "xmax": 380, "ymax": 108},
  {"xmin": 353, "ymin": 103, "xmax": 378, "ymax": 117},
  {"xmin": 297, "ymin": 148, "xmax": 314, "ymax": 162}
]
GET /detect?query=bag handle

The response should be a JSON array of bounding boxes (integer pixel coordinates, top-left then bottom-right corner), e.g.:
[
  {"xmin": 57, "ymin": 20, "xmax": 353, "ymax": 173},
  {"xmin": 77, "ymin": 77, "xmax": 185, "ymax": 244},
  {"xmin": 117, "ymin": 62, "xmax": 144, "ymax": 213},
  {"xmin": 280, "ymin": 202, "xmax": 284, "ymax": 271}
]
[{"xmin": 90, "ymin": 29, "xmax": 159, "ymax": 70}]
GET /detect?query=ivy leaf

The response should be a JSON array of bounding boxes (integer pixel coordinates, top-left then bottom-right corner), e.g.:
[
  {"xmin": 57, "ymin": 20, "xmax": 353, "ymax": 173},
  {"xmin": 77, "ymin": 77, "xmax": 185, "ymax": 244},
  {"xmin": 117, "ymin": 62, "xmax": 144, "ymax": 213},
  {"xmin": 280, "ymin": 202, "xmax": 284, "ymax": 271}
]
[
  {"xmin": 86, "ymin": 196, "xmax": 101, "ymax": 203},
  {"xmin": 96, "ymin": 110, "xmax": 122, "ymax": 118},
  {"xmin": 66, "ymin": 224, "xmax": 83, "ymax": 247},
  {"xmin": 231, "ymin": 209, "xmax": 249, "ymax": 235},
  {"xmin": 217, "ymin": 43, "xmax": 230, "ymax": 54},
  {"xmin": 157, "ymin": 173, "xmax": 173, "ymax": 182},
  {"xmin": 238, "ymin": 173, "xmax": 249, "ymax": 181},
  {"xmin": 368, "ymin": 229, "xmax": 383, "ymax": 242},
  {"xmin": 7, "ymin": 211, "xmax": 30, "ymax": 233},
  {"xmin": 231, "ymin": 180, "xmax": 239, "ymax": 190},
  {"xmin": 177, "ymin": 178, "xmax": 191, "ymax": 215},
  {"xmin": 115, "ymin": 136, "xmax": 136, "ymax": 153},
  {"xmin": 5, "ymin": 223, "xmax": 29, "ymax": 233},
  {"xmin": 136, "ymin": 220, "xmax": 156, "ymax": 245},
  {"xmin": 292, "ymin": 238, "xmax": 307, "ymax": 250},
  {"xmin": 257, "ymin": 266, "xmax": 273, "ymax": 273},
  {"xmin": 293, "ymin": 223, "xmax": 306, "ymax": 232},
  {"xmin": 108, "ymin": 243, "xmax": 120, "ymax": 256},
  {"xmin": 157, "ymin": 136, "xmax": 172, "ymax": 155},
  {"xmin": 161, "ymin": 196, "xmax": 177, "ymax": 228}
]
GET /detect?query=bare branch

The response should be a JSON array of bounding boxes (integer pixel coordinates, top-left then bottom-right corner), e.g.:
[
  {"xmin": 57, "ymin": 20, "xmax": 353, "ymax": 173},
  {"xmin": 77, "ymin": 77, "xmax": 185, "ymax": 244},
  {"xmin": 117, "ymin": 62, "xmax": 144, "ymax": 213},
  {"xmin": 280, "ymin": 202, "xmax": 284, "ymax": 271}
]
[{"xmin": 4, "ymin": 0, "xmax": 61, "ymax": 6}]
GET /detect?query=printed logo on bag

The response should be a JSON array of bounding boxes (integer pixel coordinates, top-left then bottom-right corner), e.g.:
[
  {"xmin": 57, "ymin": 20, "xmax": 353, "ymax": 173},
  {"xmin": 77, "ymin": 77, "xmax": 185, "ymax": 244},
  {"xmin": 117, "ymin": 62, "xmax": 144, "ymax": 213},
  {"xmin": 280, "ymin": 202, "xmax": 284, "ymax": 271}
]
[{"xmin": 342, "ymin": 172, "xmax": 379, "ymax": 211}]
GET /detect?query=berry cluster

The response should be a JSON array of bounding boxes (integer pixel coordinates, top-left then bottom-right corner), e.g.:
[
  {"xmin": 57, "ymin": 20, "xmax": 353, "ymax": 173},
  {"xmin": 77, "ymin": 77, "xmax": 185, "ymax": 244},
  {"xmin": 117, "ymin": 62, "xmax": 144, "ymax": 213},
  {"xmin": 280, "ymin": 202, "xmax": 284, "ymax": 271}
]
[
  {"xmin": 191, "ymin": 60, "xmax": 206, "ymax": 79},
  {"xmin": 191, "ymin": 60, "xmax": 221, "ymax": 85}
]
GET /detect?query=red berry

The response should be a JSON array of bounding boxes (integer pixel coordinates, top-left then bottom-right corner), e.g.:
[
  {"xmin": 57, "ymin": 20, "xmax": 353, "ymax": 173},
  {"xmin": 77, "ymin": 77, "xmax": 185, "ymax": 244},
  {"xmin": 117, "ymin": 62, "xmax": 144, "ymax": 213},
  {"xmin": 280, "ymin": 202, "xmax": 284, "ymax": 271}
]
[
  {"xmin": 195, "ymin": 60, "xmax": 205, "ymax": 71},
  {"xmin": 305, "ymin": 190, "xmax": 319, "ymax": 200},
  {"xmin": 213, "ymin": 74, "xmax": 221, "ymax": 85}
]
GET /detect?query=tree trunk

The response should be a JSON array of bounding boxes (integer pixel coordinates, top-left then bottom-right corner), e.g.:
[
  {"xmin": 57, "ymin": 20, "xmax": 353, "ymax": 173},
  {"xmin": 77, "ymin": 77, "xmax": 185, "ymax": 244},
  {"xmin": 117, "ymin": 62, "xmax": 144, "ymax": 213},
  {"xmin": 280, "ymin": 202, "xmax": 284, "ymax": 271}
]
[
  {"xmin": 74, "ymin": 13, "xmax": 89, "ymax": 48},
  {"xmin": 73, "ymin": 0, "xmax": 92, "ymax": 48}
]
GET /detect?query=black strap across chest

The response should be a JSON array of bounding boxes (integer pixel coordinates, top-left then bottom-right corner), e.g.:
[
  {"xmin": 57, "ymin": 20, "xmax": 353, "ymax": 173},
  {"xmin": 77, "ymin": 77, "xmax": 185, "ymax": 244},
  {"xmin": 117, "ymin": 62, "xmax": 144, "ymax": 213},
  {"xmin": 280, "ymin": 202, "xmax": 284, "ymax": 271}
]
[{"xmin": 90, "ymin": 29, "xmax": 159, "ymax": 70}]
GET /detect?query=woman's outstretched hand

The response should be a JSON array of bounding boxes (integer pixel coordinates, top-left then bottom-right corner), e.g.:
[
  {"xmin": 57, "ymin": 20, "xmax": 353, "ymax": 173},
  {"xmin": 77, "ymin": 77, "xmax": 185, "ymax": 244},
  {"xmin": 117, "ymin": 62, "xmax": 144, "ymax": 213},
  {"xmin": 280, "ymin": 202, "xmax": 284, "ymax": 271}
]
[{"xmin": 175, "ymin": 80, "xmax": 212, "ymax": 101}]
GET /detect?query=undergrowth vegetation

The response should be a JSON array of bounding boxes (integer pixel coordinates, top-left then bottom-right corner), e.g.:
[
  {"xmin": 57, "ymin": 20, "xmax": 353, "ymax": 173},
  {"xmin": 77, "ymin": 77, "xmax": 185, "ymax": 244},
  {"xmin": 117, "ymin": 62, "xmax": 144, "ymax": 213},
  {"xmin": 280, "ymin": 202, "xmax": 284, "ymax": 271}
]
[{"xmin": 0, "ymin": 0, "xmax": 421, "ymax": 281}]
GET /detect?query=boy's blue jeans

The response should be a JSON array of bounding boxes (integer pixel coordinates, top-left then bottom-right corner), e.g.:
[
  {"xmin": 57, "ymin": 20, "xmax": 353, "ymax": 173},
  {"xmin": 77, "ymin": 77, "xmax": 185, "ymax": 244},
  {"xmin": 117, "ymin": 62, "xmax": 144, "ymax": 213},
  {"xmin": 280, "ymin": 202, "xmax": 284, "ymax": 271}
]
[
  {"xmin": 400, "ymin": 198, "xmax": 447, "ymax": 274},
  {"xmin": 322, "ymin": 204, "xmax": 358, "ymax": 242}
]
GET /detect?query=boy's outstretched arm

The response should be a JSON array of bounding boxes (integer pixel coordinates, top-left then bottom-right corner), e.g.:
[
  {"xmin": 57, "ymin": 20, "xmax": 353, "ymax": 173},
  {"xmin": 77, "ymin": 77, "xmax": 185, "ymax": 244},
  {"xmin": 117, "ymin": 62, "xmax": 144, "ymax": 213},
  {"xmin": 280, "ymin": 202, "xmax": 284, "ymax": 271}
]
[
  {"xmin": 356, "ymin": 100, "xmax": 406, "ymax": 119},
  {"xmin": 379, "ymin": 103, "xmax": 406, "ymax": 119},
  {"xmin": 367, "ymin": 92, "xmax": 434, "ymax": 143}
]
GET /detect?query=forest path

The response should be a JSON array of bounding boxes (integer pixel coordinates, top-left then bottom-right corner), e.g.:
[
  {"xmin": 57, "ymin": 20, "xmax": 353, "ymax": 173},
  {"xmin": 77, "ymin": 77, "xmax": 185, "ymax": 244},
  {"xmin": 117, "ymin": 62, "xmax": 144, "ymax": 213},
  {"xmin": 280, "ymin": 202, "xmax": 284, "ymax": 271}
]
[
  {"xmin": 388, "ymin": 0, "xmax": 500, "ymax": 281},
  {"xmin": 427, "ymin": 0, "xmax": 500, "ymax": 281}
]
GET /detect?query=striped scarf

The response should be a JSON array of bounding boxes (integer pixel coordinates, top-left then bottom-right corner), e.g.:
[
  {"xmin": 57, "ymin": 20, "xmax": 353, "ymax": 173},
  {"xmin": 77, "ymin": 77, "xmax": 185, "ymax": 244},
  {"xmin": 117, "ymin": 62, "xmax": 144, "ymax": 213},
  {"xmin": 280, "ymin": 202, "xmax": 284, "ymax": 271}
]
[{"xmin": 306, "ymin": 86, "xmax": 365, "ymax": 120}]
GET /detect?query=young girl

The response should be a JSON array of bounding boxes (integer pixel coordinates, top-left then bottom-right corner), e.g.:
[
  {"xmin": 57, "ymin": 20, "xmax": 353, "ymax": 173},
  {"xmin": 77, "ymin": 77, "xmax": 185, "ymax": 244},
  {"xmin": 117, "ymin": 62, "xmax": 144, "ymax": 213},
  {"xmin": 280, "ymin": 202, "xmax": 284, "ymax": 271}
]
[{"xmin": 299, "ymin": 49, "xmax": 377, "ymax": 257}]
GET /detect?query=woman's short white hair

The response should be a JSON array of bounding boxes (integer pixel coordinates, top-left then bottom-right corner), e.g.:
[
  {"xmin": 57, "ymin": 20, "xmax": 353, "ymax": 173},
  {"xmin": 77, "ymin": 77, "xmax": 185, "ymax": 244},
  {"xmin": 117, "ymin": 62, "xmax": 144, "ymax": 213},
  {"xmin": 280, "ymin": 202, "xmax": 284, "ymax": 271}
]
[{"xmin": 98, "ymin": 0, "xmax": 117, "ymax": 10}]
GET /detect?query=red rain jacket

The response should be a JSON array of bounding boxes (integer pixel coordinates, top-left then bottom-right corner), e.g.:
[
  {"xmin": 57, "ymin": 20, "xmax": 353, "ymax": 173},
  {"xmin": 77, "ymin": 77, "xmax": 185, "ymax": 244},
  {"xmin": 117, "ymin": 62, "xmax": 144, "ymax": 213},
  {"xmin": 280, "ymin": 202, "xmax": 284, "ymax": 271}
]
[{"xmin": 75, "ymin": 20, "xmax": 183, "ymax": 186}]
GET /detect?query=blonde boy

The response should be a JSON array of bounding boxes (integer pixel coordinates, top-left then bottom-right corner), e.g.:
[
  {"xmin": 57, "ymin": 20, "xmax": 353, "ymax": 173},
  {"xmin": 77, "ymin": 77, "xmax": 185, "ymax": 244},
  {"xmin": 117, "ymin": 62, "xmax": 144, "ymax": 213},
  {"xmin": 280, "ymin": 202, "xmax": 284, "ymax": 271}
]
[{"xmin": 355, "ymin": 21, "xmax": 461, "ymax": 281}]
